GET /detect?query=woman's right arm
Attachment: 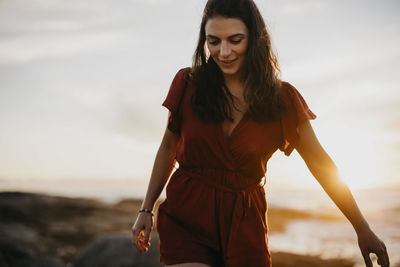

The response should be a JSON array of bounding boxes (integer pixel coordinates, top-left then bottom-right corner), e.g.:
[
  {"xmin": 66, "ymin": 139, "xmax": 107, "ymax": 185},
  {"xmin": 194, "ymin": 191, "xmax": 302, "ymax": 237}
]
[{"xmin": 131, "ymin": 112, "xmax": 180, "ymax": 253}]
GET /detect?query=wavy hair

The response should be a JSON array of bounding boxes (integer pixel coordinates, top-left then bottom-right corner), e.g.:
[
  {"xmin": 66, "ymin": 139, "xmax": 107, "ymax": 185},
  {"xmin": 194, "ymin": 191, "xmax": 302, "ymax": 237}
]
[{"xmin": 190, "ymin": 0, "xmax": 285, "ymax": 123}]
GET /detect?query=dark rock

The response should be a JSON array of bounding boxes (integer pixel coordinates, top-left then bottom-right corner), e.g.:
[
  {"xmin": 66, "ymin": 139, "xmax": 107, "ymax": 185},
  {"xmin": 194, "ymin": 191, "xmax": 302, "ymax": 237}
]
[
  {"xmin": 74, "ymin": 232, "xmax": 162, "ymax": 267},
  {"xmin": 9, "ymin": 256, "xmax": 66, "ymax": 267},
  {"xmin": 0, "ymin": 223, "xmax": 38, "ymax": 264},
  {"xmin": 0, "ymin": 191, "xmax": 137, "ymax": 263},
  {"xmin": 0, "ymin": 192, "xmax": 104, "ymax": 226}
]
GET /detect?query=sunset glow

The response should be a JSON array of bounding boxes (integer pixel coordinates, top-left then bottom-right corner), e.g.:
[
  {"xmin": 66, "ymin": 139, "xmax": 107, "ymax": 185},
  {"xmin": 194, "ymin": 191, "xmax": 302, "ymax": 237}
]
[
  {"xmin": 323, "ymin": 124, "xmax": 387, "ymax": 190},
  {"xmin": 0, "ymin": 0, "xmax": 399, "ymax": 191}
]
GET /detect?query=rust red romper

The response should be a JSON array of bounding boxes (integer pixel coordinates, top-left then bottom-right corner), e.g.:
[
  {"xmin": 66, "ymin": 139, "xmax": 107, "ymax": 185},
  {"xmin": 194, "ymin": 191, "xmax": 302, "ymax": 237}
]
[{"xmin": 156, "ymin": 68, "xmax": 316, "ymax": 267}]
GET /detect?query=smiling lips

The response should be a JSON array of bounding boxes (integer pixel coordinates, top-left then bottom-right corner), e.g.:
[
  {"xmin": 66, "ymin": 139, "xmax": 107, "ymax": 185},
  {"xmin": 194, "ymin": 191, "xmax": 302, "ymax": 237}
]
[{"xmin": 219, "ymin": 58, "xmax": 237, "ymax": 66}]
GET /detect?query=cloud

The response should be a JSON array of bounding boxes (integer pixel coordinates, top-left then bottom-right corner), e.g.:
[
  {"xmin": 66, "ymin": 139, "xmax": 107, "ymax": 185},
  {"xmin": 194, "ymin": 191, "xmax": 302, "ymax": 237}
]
[
  {"xmin": 280, "ymin": 0, "xmax": 327, "ymax": 15},
  {"xmin": 0, "ymin": 30, "xmax": 133, "ymax": 65},
  {"xmin": 99, "ymin": 93, "xmax": 166, "ymax": 142},
  {"xmin": 285, "ymin": 46, "xmax": 400, "ymax": 94}
]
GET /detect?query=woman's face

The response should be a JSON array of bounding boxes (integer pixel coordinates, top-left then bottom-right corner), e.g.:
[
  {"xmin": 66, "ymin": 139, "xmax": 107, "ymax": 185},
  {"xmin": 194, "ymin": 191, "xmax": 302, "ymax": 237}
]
[{"xmin": 205, "ymin": 16, "xmax": 249, "ymax": 80}]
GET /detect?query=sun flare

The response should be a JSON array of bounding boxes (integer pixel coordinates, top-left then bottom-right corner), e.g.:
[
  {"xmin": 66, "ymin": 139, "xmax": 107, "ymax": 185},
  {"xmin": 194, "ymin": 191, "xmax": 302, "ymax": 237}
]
[{"xmin": 322, "ymin": 122, "xmax": 386, "ymax": 191}]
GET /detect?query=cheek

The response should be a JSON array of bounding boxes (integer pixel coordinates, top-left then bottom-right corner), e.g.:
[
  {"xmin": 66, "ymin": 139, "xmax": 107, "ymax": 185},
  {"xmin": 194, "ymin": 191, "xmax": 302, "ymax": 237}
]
[
  {"xmin": 238, "ymin": 42, "xmax": 248, "ymax": 56},
  {"xmin": 207, "ymin": 46, "xmax": 218, "ymax": 57}
]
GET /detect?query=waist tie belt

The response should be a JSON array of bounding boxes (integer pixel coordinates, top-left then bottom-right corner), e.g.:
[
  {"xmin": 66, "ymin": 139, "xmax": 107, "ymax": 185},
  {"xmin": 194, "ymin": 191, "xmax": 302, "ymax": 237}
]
[
  {"xmin": 179, "ymin": 167, "xmax": 262, "ymax": 216},
  {"xmin": 178, "ymin": 167, "xmax": 265, "ymax": 259}
]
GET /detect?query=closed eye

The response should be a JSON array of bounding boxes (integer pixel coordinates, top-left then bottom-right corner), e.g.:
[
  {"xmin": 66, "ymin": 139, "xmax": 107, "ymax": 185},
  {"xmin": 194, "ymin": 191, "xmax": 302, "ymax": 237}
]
[
  {"xmin": 207, "ymin": 37, "xmax": 220, "ymax": 46},
  {"xmin": 230, "ymin": 39, "xmax": 242, "ymax": 44},
  {"xmin": 206, "ymin": 35, "xmax": 245, "ymax": 45}
]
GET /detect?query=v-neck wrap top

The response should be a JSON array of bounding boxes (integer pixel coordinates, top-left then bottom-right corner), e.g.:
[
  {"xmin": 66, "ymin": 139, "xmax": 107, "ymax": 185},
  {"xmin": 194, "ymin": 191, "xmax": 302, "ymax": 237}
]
[{"xmin": 157, "ymin": 67, "xmax": 316, "ymax": 265}]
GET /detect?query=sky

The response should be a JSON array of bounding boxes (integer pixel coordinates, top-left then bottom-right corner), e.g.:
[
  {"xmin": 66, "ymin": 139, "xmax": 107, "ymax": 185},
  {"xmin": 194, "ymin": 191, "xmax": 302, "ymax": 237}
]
[{"xmin": 0, "ymin": 0, "xmax": 399, "ymax": 194}]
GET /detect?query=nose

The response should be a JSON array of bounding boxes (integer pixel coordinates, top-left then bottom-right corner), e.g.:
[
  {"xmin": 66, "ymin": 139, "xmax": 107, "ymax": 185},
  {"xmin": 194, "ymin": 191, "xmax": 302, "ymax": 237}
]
[{"xmin": 219, "ymin": 41, "xmax": 231, "ymax": 58}]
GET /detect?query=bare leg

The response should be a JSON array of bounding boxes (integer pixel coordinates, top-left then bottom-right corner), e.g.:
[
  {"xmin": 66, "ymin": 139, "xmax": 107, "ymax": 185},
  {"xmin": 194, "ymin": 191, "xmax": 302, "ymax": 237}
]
[{"xmin": 166, "ymin": 263, "xmax": 210, "ymax": 267}]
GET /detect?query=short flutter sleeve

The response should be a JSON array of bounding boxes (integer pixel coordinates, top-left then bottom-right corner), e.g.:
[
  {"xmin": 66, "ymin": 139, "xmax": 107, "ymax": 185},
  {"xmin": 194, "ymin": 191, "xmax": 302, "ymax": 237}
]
[
  {"xmin": 162, "ymin": 68, "xmax": 189, "ymax": 135},
  {"xmin": 279, "ymin": 82, "xmax": 317, "ymax": 156}
]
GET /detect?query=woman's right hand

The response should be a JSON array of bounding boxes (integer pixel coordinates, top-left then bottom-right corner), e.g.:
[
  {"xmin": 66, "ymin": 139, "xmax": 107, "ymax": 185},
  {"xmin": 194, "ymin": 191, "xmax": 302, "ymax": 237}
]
[{"xmin": 131, "ymin": 212, "xmax": 154, "ymax": 253}]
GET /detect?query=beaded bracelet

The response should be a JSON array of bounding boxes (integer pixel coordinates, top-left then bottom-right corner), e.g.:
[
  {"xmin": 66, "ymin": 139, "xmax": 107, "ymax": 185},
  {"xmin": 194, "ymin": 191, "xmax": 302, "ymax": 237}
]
[{"xmin": 139, "ymin": 209, "xmax": 154, "ymax": 216}]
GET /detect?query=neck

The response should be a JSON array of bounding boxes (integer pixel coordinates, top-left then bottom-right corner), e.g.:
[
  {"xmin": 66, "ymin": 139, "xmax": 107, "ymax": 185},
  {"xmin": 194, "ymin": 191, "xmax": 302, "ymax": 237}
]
[
  {"xmin": 223, "ymin": 71, "xmax": 244, "ymax": 85},
  {"xmin": 224, "ymin": 80, "xmax": 246, "ymax": 103},
  {"xmin": 224, "ymin": 75, "xmax": 244, "ymax": 92}
]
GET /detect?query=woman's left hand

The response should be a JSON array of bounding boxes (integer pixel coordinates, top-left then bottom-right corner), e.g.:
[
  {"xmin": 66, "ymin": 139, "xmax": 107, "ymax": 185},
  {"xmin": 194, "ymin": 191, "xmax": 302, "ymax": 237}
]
[{"xmin": 357, "ymin": 228, "xmax": 389, "ymax": 267}]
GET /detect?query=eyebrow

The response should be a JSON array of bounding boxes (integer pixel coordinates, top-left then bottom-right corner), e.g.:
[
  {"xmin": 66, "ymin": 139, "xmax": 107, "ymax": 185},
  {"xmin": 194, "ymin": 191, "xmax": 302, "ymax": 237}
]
[{"xmin": 206, "ymin": 33, "xmax": 246, "ymax": 39}]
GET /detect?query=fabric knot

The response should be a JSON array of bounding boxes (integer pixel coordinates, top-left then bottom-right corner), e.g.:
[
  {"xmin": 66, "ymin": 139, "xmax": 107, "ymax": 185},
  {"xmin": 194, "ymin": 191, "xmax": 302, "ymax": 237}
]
[{"xmin": 241, "ymin": 191, "xmax": 253, "ymax": 217}]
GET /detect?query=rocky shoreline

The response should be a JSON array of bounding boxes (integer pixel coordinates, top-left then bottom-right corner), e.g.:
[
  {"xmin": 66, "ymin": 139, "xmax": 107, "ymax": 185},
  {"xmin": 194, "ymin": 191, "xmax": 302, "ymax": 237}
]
[{"xmin": 0, "ymin": 192, "xmax": 354, "ymax": 267}]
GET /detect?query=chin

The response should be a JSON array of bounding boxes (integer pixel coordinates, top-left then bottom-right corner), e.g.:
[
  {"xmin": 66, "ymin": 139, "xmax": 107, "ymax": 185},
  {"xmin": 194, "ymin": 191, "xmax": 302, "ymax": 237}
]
[
  {"xmin": 219, "ymin": 67, "xmax": 242, "ymax": 78},
  {"xmin": 222, "ymin": 71, "xmax": 238, "ymax": 77}
]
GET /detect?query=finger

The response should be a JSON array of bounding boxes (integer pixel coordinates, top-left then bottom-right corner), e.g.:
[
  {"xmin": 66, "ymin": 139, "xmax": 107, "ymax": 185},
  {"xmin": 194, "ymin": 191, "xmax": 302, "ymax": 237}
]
[
  {"xmin": 384, "ymin": 244, "xmax": 390, "ymax": 267},
  {"xmin": 138, "ymin": 232, "xmax": 150, "ymax": 251},
  {"xmin": 362, "ymin": 251, "xmax": 373, "ymax": 267},
  {"xmin": 143, "ymin": 227, "xmax": 152, "ymax": 246},
  {"xmin": 379, "ymin": 252, "xmax": 389, "ymax": 267},
  {"xmin": 131, "ymin": 227, "xmax": 140, "ymax": 244},
  {"xmin": 137, "ymin": 232, "xmax": 147, "ymax": 251},
  {"xmin": 377, "ymin": 245, "xmax": 389, "ymax": 267},
  {"xmin": 131, "ymin": 232, "xmax": 138, "ymax": 249},
  {"xmin": 132, "ymin": 229, "xmax": 146, "ymax": 253},
  {"xmin": 138, "ymin": 240, "xmax": 149, "ymax": 251},
  {"xmin": 378, "ymin": 255, "xmax": 388, "ymax": 267}
]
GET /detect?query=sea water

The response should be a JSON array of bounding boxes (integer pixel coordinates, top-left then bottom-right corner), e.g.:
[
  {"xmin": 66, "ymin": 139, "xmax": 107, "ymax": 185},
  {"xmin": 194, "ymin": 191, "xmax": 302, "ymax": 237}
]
[{"xmin": 266, "ymin": 188, "xmax": 400, "ymax": 266}]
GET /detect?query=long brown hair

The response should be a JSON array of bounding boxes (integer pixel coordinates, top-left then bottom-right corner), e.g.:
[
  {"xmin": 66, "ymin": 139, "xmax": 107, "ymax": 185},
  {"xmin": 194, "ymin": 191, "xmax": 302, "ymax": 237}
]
[{"xmin": 191, "ymin": 0, "xmax": 285, "ymax": 123}]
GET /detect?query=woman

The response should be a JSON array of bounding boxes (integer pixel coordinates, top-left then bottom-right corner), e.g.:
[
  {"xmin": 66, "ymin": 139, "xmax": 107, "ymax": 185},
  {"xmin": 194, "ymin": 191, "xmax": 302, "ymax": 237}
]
[{"xmin": 131, "ymin": 0, "xmax": 389, "ymax": 266}]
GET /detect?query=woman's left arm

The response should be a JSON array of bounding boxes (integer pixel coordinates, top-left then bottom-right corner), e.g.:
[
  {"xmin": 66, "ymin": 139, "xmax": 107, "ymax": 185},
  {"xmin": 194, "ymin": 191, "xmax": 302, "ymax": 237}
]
[{"xmin": 295, "ymin": 121, "xmax": 390, "ymax": 267}]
